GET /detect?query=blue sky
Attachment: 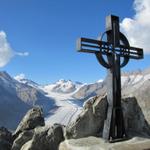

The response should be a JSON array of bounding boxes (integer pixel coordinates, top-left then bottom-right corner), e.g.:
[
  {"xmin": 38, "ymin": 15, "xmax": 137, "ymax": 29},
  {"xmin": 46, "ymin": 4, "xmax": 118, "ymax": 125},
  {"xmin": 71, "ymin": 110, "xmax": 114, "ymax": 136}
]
[{"xmin": 0, "ymin": 0, "xmax": 149, "ymax": 84}]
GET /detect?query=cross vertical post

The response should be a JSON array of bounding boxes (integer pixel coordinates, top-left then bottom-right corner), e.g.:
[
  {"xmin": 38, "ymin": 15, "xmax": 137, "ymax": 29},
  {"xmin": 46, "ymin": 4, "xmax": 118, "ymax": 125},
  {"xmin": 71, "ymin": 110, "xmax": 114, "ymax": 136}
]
[{"xmin": 102, "ymin": 15, "xmax": 126, "ymax": 141}]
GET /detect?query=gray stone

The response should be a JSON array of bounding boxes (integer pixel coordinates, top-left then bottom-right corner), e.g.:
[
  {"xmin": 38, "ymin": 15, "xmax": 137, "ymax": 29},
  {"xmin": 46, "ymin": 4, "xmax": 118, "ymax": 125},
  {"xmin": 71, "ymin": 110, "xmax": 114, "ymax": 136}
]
[
  {"xmin": 122, "ymin": 97, "xmax": 150, "ymax": 136},
  {"xmin": 21, "ymin": 124, "xmax": 65, "ymax": 150},
  {"xmin": 122, "ymin": 76, "xmax": 150, "ymax": 126},
  {"xmin": 12, "ymin": 130, "xmax": 34, "ymax": 150},
  {"xmin": 13, "ymin": 106, "xmax": 45, "ymax": 139},
  {"xmin": 59, "ymin": 136, "xmax": 150, "ymax": 150},
  {"xmin": 65, "ymin": 95, "xmax": 107, "ymax": 139},
  {"xmin": 20, "ymin": 140, "xmax": 32, "ymax": 150},
  {"xmin": 0, "ymin": 127, "xmax": 12, "ymax": 150}
]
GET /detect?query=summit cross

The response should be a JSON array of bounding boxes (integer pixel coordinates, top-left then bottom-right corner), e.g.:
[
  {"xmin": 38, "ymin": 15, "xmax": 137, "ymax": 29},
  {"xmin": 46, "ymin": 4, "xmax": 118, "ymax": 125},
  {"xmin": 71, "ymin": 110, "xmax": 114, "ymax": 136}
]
[{"xmin": 77, "ymin": 15, "xmax": 143, "ymax": 142}]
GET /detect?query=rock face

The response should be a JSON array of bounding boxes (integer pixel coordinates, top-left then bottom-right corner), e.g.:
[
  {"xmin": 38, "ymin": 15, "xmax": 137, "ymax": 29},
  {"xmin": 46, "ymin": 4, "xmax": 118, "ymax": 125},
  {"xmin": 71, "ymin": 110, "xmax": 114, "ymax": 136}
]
[
  {"xmin": 122, "ymin": 97, "xmax": 150, "ymax": 136},
  {"xmin": 65, "ymin": 95, "xmax": 150, "ymax": 139},
  {"xmin": 121, "ymin": 69, "xmax": 150, "ymax": 127},
  {"xmin": 21, "ymin": 124, "xmax": 64, "ymax": 150},
  {"xmin": 13, "ymin": 107, "xmax": 45, "ymax": 139},
  {"xmin": 0, "ymin": 127, "xmax": 12, "ymax": 150},
  {"xmin": 65, "ymin": 96, "xmax": 107, "ymax": 139},
  {"xmin": 132, "ymin": 80, "xmax": 150, "ymax": 125}
]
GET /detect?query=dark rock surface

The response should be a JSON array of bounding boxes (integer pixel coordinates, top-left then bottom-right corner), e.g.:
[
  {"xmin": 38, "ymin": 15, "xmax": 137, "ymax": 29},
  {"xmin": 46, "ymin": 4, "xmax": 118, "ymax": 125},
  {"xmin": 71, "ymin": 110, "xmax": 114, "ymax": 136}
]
[
  {"xmin": 0, "ymin": 127, "xmax": 12, "ymax": 150},
  {"xmin": 12, "ymin": 130, "xmax": 34, "ymax": 150},
  {"xmin": 122, "ymin": 97, "xmax": 150, "ymax": 136}
]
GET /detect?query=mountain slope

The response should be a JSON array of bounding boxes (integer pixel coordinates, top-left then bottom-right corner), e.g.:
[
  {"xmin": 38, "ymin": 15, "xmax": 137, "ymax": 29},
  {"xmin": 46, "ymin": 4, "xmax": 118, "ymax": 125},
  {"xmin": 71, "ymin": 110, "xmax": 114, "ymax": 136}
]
[{"xmin": 0, "ymin": 72, "xmax": 55, "ymax": 130}]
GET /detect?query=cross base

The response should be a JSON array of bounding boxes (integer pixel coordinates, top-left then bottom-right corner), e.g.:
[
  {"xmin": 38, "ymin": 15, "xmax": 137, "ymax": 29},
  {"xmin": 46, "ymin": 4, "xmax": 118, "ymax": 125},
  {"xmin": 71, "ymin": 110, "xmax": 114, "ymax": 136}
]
[{"xmin": 108, "ymin": 136, "xmax": 129, "ymax": 143}]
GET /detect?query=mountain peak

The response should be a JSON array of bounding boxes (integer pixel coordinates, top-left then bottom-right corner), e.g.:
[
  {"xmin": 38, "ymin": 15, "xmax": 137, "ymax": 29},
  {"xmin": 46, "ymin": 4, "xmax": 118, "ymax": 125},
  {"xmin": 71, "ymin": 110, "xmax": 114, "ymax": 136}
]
[
  {"xmin": 14, "ymin": 74, "xmax": 39, "ymax": 88},
  {"xmin": 43, "ymin": 79, "xmax": 83, "ymax": 94},
  {"xmin": 56, "ymin": 79, "xmax": 74, "ymax": 84},
  {"xmin": 14, "ymin": 73, "xmax": 25, "ymax": 81}
]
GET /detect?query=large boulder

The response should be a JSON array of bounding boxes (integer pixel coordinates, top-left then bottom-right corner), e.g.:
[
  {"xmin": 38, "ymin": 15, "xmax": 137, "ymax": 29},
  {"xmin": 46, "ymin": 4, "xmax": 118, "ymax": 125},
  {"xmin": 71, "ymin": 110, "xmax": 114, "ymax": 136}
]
[
  {"xmin": 0, "ymin": 127, "xmax": 12, "ymax": 150},
  {"xmin": 21, "ymin": 124, "xmax": 65, "ymax": 150},
  {"xmin": 65, "ymin": 96, "xmax": 107, "ymax": 139},
  {"xmin": 122, "ymin": 97, "xmax": 150, "ymax": 136},
  {"xmin": 65, "ymin": 95, "xmax": 150, "ymax": 139},
  {"xmin": 122, "ymin": 77, "xmax": 150, "ymax": 125},
  {"xmin": 13, "ymin": 106, "xmax": 45, "ymax": 139}
]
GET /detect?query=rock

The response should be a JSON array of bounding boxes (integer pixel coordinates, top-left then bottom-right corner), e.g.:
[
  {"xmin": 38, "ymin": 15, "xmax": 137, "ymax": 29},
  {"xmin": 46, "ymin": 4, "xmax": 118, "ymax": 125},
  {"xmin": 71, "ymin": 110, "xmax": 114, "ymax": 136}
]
[
  {"xmin": 0, "ymin": 127, "xmax": 12, "ymax": 150},
  {"xmin": 122, "ymin": 77, "xmax": 150, "ymax": 125},
  {"xmin": 133, "ymin": 80, "xmax": 150, "ymax": 125},
  {"xmin": 13, "ymin": 106, "xmax": 45, "ymax": 139},
  {"xmin": 65, "ymin": 95, "xmax": 150, "ymax": 139},
  {"xmin": 59, "ymin": 136, "xmax": 150, "ymax": 150},
  {"xmin": 65, "ymin": 95, "xmax": 108, "ymax": 139},
  {"xmin": 12, "ymin": 130, "xmax": 34, "ymax": 150},
  {"xmin": 122, "ymin": 97, "xmax": 150, "ymax": 136},
  {"xmin": 21, "ymin": 124, "xmax": 65, "ymax": 150}
]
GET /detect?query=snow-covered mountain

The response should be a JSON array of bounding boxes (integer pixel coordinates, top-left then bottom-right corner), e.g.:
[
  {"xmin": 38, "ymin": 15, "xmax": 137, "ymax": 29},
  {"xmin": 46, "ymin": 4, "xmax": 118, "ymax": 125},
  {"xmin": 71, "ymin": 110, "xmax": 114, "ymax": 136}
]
[
  {"xmin": 0, "ymin": 72, "xmax": 55, "ymax": 130},
  {"xmin": 0, "ymin": 68, "xmax": 150, "ymax": 130},
  {"xmin": 20, "ymin": 69, "xmax": 150, "ymax": 127},
  {"xmin": 72, "ymin": 69, "xmax": 150, "ymax": 100},
  {"xmin": 14, "ymin": 75, "xmax": 40, "ymax": 89},
  {"xmin": 43, "ymin": 79, "xmax": 83, "ymax": 94}
]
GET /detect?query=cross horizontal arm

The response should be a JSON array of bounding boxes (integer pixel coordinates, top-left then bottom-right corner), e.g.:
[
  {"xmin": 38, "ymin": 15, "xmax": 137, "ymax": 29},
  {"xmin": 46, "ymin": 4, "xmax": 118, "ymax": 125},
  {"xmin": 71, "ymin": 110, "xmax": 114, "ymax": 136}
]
[
  {"xmin": 77, "ymin": 37, "xmax": 143, "ymax": 59},
  {"xmin": 77, "ymin": 37, "xmax": 99, "ymax": 53}
]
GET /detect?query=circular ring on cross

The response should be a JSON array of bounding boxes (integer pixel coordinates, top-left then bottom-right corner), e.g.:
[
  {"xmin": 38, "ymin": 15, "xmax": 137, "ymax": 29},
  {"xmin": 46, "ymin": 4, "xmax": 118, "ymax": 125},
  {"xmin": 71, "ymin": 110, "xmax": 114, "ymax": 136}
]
[{"xmin": 95, "ymin": 32, "xmax": 130, "ymax": 69}]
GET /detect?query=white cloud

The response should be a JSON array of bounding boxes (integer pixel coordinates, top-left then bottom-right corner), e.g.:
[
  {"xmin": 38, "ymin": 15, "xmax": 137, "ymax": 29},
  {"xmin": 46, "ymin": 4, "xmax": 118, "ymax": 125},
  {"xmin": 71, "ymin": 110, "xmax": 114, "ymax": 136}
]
[
  {"xmin": 120, "ymin": 0, "xmax": 150, "ymax": 54},
  {"xmin": 14, "ymin": 73, "xmax": 26, "ymax": 81},
  {"xmin": 16, "ymin": 52, "xmax": 29, "ymax": 56},
  {"xmin": 0, "ymin": 31, "xmax": 29, "ymax": 67}
]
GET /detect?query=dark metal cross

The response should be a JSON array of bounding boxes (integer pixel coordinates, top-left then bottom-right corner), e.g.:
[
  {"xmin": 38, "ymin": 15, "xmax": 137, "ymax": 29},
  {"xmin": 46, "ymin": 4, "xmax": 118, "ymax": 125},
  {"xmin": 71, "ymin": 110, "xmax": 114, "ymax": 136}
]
[{"xmin": 77, "ymin": 15, "xmax": 143, "ymax": 142}]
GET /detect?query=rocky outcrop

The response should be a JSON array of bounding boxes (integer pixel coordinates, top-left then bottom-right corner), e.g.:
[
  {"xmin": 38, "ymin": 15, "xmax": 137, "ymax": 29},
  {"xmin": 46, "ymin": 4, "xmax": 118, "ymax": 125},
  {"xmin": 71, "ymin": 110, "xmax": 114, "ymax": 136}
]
[
  {"xmin": 21, "ymin": 124, "xmax": 64, "ymax": 150},
  {"xmin": 11, "ymin": 107, "xmax": 64, "ymax": 150},
  {"xmin": 0, "ymin": 127, "xmax": 12, "ymax": 150},
  {"xmin": 65, "ymin": 96, "xmax": 107, "ymax": 139},
  {"xmin": 1, "ymin": 94, "xmax": 150, "ymax": 150},
  {"xmin": 65, "ymin": 95, "xmax": 150, "ymax": 139},
  {"xmin": 13, "ymin": 107, "xmax": 45, "ymax": 139}
]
